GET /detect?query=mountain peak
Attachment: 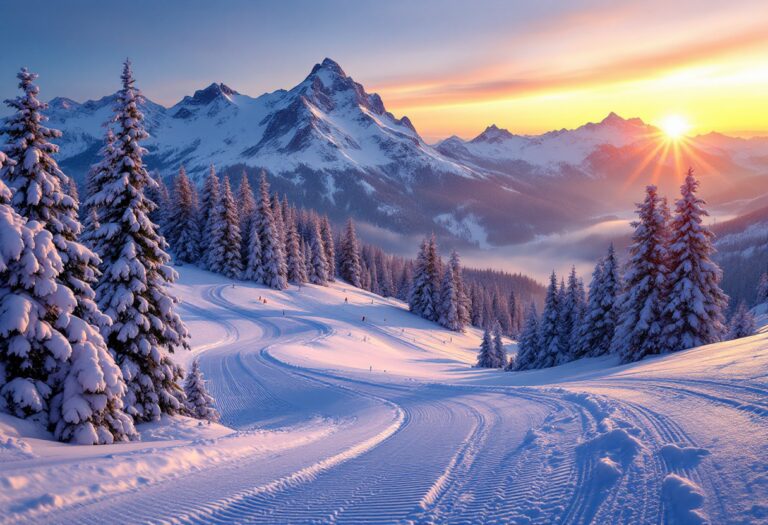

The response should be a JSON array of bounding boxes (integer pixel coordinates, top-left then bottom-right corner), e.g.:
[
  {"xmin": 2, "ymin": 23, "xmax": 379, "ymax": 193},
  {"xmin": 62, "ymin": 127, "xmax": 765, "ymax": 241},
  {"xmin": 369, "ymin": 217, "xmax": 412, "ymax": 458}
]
[
  {"xmin": 601, "ymin": 111, "xmax": 624, "ymax": 124},
  {"xmin": 183, "ymin": 83, "xmax": 238, "ymax": 106},
  {"xmin": 309, "ymin": 57, "xmax": 347, "ymax": 78},
  {"xmin": 471, "ymin": 124, "xmax": 515, "ymax": 144},
  {"xmin": 49, "ymin": 97, "xmax": 80, "ymax": 111}
]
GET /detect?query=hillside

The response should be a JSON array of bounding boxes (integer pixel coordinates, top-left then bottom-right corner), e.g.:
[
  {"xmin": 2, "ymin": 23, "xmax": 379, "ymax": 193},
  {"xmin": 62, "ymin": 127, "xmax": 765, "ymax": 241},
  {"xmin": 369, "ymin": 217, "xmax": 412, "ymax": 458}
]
[{"xmin": 1, "ymin": 266, "xmax": 766, "ymax": 524}]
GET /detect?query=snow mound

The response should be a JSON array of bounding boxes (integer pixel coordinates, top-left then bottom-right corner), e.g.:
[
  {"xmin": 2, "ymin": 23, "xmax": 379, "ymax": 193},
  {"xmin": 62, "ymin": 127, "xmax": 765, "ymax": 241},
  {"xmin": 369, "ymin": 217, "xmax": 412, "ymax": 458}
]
[{"xmin": 662, "ymin": 473, "xmax": 708, "ymax": 524}]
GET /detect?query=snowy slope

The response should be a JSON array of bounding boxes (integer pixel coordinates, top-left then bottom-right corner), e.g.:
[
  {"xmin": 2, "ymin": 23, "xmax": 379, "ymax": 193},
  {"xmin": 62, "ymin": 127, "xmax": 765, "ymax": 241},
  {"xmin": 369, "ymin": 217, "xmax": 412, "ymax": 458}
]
[{"xmin": 1, "ymin": 266, "xmax": 766, "ymax": 524}]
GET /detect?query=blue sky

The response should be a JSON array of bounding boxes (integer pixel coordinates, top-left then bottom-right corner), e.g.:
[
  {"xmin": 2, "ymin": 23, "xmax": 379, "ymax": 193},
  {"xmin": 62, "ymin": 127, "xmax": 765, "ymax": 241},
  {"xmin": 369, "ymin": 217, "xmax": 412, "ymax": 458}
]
[{"xmin": 1, "ymin": 0, "xmax": 767, "ymax": 139}]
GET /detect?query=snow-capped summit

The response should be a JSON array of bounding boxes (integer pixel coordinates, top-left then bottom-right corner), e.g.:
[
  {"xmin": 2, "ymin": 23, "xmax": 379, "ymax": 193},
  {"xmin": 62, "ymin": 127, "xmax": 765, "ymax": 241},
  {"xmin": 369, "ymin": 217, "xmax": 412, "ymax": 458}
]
[{"xmin": 470, "ymin": 124, "xmax": 518, "ymax": 144}]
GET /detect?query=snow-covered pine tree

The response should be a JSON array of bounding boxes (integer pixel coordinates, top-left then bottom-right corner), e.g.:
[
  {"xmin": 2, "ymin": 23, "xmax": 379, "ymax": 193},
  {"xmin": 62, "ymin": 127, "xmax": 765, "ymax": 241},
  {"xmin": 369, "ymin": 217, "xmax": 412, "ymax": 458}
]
[
  {"xmin": 183, "ymin": 359, "xmax": 220, "ymax": 423},
  {"xmin": 612, "ymin": 185, "xmax": 669, "ymax": 363},
  {"xmin": 438, "ymin": 263, "xmax": 461, "ymax": 331},
  {"xmin": 270, "ymin": 194, "xmax": 286, "ymax": 271},
  {"xmin": 320, "ymin": 216, "xmax": 336, "ymax": 281},
  {"xmin": 146, "ymin": 173, "xmax": 170, "ymax": 235},
  {"xmin": 308, "ymin": 218, "xmax": 329, "ymax": 285},
  {"xmin": 0, "ymin": 151, "xmax": 137, "ymax": 443},
  {"xmin": 198, "ymin": 165, "xmax": 220, "ymax": 265},
  {"xmin": 728, "ymin": 301, "xmax": 756, "ymax": 340},
  {"xmin": 339, "ymin": 218, "xmax": 362, "ymax": 287},
  {"xmin": 285, "ymin": 206, "xmax": 307, "ymax": 283},
  {"xmin": 238, "ymin": 172, "xmax": 256, "ymax": 270},
  {"xmin": 252, "ymin": 172, "xmax": 287, "ymax": 290},
  {"xmin": 166, "ymin": 166, "xmax": 200, "ymax": 264},
  {"xmin": 49, "ymin": 313, "xmax": 138, "ymax": 444},
  {"xmin": 492, "ymin": 288, "xmax": 512, "ymax": 335},
  {"xmin": 0, "ymin": 152, "xmax": 72, "ymax": 420},
  {"xmin": 446, "ymin": 251, "xmax": 469, "ymax": 330},
  {"xmin": 1, "ymin": 70, "xmax": 137, "ymax": 443},
  {"xmin": 81, "ymin": 130, "xmax": 116, "ymax": 250},
  {"xmin": 470, "ymin": 284, "xmax": 484, "ymax": 327},
  {"xmin": 1, "ymin": 68, "xmax": 110, "ymax": 331},
  {"xmin": 476, "ymin": 328, "xmax": 496, "ymax": 368},
  {"xmin": 514, "ymin": 303, "xmax": 540, "ymax": 371},
  {"xmin": 90, "ymin": 61, "xmax": 189, "ymax": 422},
  {"xmin": 302, "ymin": 237, "xmax": 312, "ymax": 283},
  {"xmin": 206, "ymin": 176, "xmax": 242, "ymax": 279},
  {"xmin": 662, "ymin": 169, "xmax": 728, "ymax": 352},
  {"xmin": 492, "ymin": 321, "xmax": 506, "ymax": 368},
  {"xmin": 557, "ymin": 267, "xmax": 582, "ymax": 364},
  {"xmin": 577, "ymin": 244, "xmax": 621, "ymax": 358},
  {"xmin": 397, "ymin": 263, "xmax": 412, "ymax": 302},
  {"xmin": 536, "ymin": 271, "xmax": 561, "ymax": 368},
  {"xmin": 409, "ymin": 236, "xmax": 440, "ymax": 322},
  {"xmin": 508, "ymin": 290, "xmax": 518, "ymax": 336}
]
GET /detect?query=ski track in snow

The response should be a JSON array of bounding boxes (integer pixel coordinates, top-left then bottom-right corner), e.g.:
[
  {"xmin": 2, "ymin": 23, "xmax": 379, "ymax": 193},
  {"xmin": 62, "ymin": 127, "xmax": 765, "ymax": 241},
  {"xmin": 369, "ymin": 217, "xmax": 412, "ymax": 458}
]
[{"xmin": 3, "ymin": 270, "xmax": 766, "ymax": 524}]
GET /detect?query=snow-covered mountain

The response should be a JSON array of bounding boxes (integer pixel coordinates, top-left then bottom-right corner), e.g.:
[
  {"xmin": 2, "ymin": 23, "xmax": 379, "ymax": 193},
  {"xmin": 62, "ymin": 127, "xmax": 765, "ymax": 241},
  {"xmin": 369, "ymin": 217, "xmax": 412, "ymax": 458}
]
[{"xmin": 8, "ymin": 58, "xmax": 768, "ymax": 247}]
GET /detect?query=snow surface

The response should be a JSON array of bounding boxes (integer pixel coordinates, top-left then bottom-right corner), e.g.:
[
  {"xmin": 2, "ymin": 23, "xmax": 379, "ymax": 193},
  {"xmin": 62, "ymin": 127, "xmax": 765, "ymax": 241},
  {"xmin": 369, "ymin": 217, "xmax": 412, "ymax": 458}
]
[{"xmin": 1, "ymin": 266, "xmax": 767, "ymax": 524}]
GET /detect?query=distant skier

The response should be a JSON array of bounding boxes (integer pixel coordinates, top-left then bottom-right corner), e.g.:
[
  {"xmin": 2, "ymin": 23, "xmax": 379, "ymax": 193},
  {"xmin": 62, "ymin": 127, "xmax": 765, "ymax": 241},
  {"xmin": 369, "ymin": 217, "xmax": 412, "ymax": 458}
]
[
  {"xmin": 362, "ymin": 315, "xmax": 366, "ymax": 322},
  {"xmin": 344, "ymin": 297, "xmax": 348, "ymax": 304}
]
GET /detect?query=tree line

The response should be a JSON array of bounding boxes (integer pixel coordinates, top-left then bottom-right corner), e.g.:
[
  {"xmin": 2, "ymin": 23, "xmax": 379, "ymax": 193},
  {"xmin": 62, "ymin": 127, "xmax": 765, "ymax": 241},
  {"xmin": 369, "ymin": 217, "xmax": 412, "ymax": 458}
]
[{"xmin": 508, "ymin": 171, "xmax": 755, "ymax": 371}]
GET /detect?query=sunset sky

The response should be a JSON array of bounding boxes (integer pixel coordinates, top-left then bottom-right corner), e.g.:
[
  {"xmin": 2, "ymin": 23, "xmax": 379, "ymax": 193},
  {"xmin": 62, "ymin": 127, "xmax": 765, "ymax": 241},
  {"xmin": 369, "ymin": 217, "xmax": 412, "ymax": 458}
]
[{"xmin": 1, "ymin": 0, "xmax": 767, "ymax": 141}]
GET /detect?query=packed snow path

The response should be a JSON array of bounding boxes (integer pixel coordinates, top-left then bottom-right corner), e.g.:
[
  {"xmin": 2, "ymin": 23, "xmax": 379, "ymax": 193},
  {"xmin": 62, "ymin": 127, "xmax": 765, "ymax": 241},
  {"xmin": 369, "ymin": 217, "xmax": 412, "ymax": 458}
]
[{"xmin": 1, "ymin": 268, "xmax": 766, "ymax": 524}]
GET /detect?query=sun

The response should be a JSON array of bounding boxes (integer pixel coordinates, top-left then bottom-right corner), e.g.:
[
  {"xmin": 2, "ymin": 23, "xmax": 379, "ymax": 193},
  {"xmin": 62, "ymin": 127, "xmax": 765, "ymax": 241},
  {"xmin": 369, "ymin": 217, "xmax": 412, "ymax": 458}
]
[{"xmin": 659, "ymin": 114, "xmax": 691, "ymax": 140}]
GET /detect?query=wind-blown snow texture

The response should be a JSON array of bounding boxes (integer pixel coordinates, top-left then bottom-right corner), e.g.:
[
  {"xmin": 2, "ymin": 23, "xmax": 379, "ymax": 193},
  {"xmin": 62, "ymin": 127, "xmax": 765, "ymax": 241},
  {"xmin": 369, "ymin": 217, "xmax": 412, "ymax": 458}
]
[{"xmin": 1, "ymin": 265, "xmax": 766, "ymax": 524}]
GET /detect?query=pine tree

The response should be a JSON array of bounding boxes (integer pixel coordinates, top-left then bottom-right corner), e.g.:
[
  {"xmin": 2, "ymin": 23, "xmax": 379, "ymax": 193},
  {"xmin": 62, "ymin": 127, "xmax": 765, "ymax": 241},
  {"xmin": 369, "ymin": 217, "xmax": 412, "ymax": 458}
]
[
  {"xmin": 184, "ymin": 359, "xmax": 220, "ymax": 423},
  {"xmin": 514, "ymin": 303, "xmax": 540, "ymax": 371},
  {"xmin": 476, "ymin": 328, "xmax": 497, "ymax": 368},
  {"xmin": 445, "ymin": 252, "xmax": 470, "ymax": 329},
  {"xmin": 81, "ymin": 129, "xmax": 116, "ymax": 249},
  {"xmin": 536, "ymin": 271, "xmax": 561, "ymax": 368},
  {"xmin": 166, "ymin": 166, "xmax": 200, "ymax": 264},
  {"xmin": 251, "ymin": 173, "xmax": 287, "ymax": 289},
  {"xmin": 728, "ymin": 301, "xmax": 756, "ymax": 340},
  {"xmin": 238, "ymin": 172, "xmax": 256, "ymax": 270},
  {"xmin": 612, "ymin": 185, "xmax": 669, "ymax": 363},
  {"xmin": 206, "ymin": 176, "xmax": 242, "ymax": 279},
  {"xmin": 285, "ymin": 207, "xmax": 307, "ymax": 283},
  {"xmin": 198, "ymin": 165, "xmax": 219, "ymax": 265},
  {"xmin": 1, "ymin": 70, "xmax": 135, "ymax": 442},
  {"xmin": 339, "ymin": 218, "xmax": 362, "ymax": 287},
  {"xmin": 470, "ymin": 284, "xmax": 485, "ymax": 327},
  {"xmin": 409, "ymin": 235, "xmax": 440, "ymax": 322},
  {"xmin": 663, "ymin": 169, "xmax": 728, "ymax": 352},
  {"xmin": 492, "ymin": 321, "xmax": 506, "ymax": 368},
  {"xmin": 578, "ymin": 244, "xmax": 620, "ymax": 358},
  {"xmin": 320, "ymin": 216, "xmax": 336, "ymax": 281},
  {"xmin": 49, "ymin": 314, "xmax": 138, "ymax": 444},
  {"xmin": 146, "ymin": 173, "xmax": 170, "ymax": 235},
  {"xmin": 0, "ymin": 152, "xmax": 72, "ymax": 420},
  {"xmin": 557, "ymin": 267, "xmax": 581, "ymax": 364},
  {"xmin": 308, "ymin": 218, "xmax": 329, "ymax": 285},
  {"xmin": 438, "ymin": 264, "xmax": 460, "ymax": 331},
  {"xmin": 90, "ymin": 61, "xmax": 189, "ymax": 422},
  {"xmin": 271, "ymin": 194, "xmax": 286, "ymax": 273},
  {"xmin": 508, "ymin": 290, "xmax": 519, "ymax": 336},
  {"xmin": 1, "ymin": 68, "xmax": 110, "ymax": 331}
]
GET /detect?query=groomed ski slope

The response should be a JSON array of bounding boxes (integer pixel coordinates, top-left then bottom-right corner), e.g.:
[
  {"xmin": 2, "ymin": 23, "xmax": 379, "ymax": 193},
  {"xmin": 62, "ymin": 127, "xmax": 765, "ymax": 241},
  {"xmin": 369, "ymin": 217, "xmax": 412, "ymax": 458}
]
[{"xmin": 1, "ymin": 266, "xmax": 767, "ymax": 525}]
